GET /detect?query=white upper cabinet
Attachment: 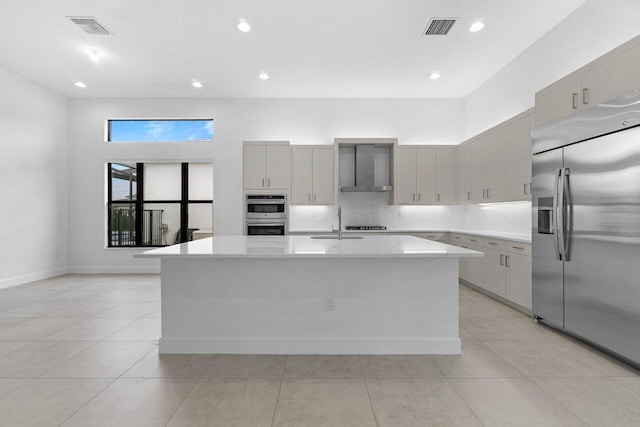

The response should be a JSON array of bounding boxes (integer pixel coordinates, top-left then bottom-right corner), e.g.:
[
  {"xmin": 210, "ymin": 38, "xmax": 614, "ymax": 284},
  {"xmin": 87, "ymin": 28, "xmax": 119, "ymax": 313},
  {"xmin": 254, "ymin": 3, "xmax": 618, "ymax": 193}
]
[
  {"xmin": 505, "ymin": 113, "xmax": 533, "ymax": 201},
  {"xmin": 395, "ymin": 147, "xmax": 449, "ymax": 205},
  {"xmin": 395, "ymin": 147, "xmax": 418, "ymax": 204},
  {"xmin": 471, "ymin": 129, "xmax": 505, "ymax": 203},
  {"xmin": 435, "ymin": 148, "xmax": 457, "ymax": 204},
  {"xmin": 416, "ymin": 148, "xmax": 436, "ymax": 204},
  {"xmin": 243, "ymin": 142, "xmax": 291, "ymax": 190},
  {"xmin": 536, "ymin": 35, "xmax": 640, "ymax": 128},
  {"xmin": 580, "ymin": 42, "xmax": 640, "ymax": 111},
  {"xmin": 291, "ymin": 146, "xmax": 335, "ymax": 205},
  {"xmin": 535, "ymin": 73, "xmax": 581, "ymax": 128},
  {"xmin": 457, "ymin": 143, "xmax": 473, "ymax": 204}
]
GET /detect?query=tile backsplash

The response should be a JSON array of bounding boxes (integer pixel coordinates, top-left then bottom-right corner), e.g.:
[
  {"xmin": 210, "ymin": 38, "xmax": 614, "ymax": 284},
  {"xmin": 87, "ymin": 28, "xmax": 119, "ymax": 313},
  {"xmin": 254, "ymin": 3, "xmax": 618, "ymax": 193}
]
[{"xmin": 289, "ymin": 194, "xmax": 531, "ymax": 235}]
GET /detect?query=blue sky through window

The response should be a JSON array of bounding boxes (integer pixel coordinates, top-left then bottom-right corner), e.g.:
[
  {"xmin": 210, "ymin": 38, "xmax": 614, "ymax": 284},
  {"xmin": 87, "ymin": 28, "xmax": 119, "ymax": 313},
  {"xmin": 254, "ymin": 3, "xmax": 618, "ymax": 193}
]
[{"xmin": 109, "ymin": 119, "xmax": 213, "ymax": 142}]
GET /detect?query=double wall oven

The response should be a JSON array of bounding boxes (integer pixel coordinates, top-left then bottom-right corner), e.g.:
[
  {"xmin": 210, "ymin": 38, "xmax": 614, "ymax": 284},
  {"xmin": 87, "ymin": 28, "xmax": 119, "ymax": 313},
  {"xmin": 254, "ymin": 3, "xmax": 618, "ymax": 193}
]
[{"xmin": 245, "ymin": 194, "xmax": 287, "ymax": 235}]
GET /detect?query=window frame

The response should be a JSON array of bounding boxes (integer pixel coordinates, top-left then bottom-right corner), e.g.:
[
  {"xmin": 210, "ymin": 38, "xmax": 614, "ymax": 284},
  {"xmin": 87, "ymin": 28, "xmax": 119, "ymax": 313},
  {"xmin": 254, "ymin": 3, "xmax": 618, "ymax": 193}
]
[{"xmin": 107, "ymin": 162, "xmax": 213, "ymax": 248}]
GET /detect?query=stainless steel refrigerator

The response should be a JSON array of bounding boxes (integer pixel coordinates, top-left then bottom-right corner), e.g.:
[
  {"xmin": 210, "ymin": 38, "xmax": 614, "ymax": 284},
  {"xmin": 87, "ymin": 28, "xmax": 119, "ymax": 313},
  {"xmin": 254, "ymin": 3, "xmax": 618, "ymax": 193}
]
[{"xmin": 532, "ymin": 89, "xmax": 640, "ymax": 367}]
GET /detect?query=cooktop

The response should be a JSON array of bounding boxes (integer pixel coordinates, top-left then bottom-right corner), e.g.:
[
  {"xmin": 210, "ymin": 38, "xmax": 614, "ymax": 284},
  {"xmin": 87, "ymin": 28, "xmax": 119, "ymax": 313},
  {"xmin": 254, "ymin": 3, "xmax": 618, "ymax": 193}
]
[{"xmin": 345, "ymin": 226, "xmax": 387, "ymax": 231}]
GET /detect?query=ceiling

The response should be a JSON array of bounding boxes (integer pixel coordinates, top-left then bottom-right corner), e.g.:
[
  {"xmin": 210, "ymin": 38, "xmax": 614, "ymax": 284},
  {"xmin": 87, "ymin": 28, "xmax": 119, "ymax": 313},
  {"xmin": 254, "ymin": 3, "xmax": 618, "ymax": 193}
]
[{"xmin": 0, "ymin": 0, "xmax": 587, "ymax": 98}]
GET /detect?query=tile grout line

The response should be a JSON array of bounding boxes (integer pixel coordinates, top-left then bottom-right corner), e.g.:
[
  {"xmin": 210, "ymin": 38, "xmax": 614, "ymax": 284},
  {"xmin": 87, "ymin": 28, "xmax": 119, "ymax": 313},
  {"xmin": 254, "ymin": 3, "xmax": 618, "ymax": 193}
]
[
  {"xmin": 269, "ymin": 369, "xmax": 285, "ymax": 427},
  {"xmin": 359, "ymin": 356, "xmax": 380, "ymax": 427},
  {"xmin": 444, "ymin": 377, "xmax": 486, "ymax": 426},
  {"xmin": 523, "ymin": 377, "xmax": 594, "ymax": 426},
  {"xmin": 55, "ymin": 338, "xmax": 159, "ymax": 426}
]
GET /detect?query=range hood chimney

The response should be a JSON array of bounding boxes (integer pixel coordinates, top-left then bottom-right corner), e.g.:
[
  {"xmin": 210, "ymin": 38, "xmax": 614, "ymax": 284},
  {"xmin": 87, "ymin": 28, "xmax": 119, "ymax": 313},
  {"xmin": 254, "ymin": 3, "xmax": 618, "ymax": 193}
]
[{"xmin": 340, "ymin": 144, "xmax": 392, "ymax": 192}]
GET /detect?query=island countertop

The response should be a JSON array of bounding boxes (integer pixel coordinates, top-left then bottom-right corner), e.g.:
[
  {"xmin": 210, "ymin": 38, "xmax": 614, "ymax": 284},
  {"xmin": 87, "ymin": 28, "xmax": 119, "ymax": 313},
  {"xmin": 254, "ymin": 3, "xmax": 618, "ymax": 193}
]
[{"xmin": 135, "ymin": 235, "xmax": 483, "ymax": 259}]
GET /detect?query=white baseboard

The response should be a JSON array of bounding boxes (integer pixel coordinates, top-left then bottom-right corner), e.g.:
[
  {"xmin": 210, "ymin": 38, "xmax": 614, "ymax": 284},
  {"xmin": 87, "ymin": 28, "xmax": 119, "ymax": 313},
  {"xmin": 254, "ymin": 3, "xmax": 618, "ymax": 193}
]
[
  {"xmin": 68, "ymin": 266, "xmax": 161, "ymax": 274},
  {"xmin": 0, "ymin": 267, "xmax": 69, "ymax": 290},
  {"xmin": 158, "ymin": 337, "xmax": 462, "ymax": 355}
]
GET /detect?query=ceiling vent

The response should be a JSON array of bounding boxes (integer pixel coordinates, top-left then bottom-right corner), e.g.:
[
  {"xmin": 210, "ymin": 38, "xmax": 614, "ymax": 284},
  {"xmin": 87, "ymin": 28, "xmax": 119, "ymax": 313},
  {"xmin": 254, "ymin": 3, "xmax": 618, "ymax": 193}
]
[
  {"xmin": 423, "ymin": 18, "xmax": 457, "ymax": 36},
  {"xmin": 67, "ymin": 16, "xmax": 112, "ymax": 35}
]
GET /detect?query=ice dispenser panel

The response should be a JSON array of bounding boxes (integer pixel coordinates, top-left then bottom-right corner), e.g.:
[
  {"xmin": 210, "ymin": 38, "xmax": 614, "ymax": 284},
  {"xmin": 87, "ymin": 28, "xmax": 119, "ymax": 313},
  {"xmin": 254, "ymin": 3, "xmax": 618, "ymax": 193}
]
[{"xmin": 537, "ymin": 197, "xmax": 554, "ymax": 234}]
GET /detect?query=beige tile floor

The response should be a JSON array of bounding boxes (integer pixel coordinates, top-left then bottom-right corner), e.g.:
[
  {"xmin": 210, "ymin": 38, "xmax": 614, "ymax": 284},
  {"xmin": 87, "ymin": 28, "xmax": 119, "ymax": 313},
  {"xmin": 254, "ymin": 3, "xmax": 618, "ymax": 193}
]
[{"xmin": 0, "ymin": 274, "xmax": 638, "ymax": 426}]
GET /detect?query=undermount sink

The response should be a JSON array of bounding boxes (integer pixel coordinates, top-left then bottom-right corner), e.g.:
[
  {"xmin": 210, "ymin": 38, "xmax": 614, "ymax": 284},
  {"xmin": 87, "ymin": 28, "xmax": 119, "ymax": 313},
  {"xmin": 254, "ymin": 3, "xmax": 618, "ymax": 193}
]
[{"xmin": 310, "ymin": 235, "xmax": 363, "ymax": 240}]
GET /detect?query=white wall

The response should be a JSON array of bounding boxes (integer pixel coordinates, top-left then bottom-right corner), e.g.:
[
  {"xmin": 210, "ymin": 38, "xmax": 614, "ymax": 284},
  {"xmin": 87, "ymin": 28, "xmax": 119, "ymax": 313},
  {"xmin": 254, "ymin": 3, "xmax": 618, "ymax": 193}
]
[
  {"xmin": 0, "ymin": 66, "xmax": 69, "ymax": 288},
  {"xmin": 68, "ymin": 98, "xmax": 464, "ymax": 272},
  {"xmin": 465, "ymin": 0, "xmax": 640, "ymax": 137}
]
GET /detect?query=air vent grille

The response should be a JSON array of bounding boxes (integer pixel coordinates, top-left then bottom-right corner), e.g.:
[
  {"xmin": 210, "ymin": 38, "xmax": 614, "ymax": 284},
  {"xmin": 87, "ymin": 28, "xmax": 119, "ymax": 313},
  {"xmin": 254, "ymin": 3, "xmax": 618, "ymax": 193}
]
[
  {"xmin": 67, "ymin": 16, "xmax": 112, "ymax": 35},
  {"xmin": 423, "ymin": 18, "xmax": 457, "ymax": 36}
]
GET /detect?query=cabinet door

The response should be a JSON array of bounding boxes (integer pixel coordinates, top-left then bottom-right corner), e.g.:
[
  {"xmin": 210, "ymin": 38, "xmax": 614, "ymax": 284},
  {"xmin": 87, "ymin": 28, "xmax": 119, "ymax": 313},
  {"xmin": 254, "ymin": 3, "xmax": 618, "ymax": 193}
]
[
  {"xmin": 458, "ymin": 143, "xmax": 473, "ymax": 203},
  {"xmin": 482, "ymin": 247, "xmax": 506, "ymax": 297},
  {"xmin": 471, "ymin": 136, "xmax": 488, "ymax": 203},
  {"xmin": 243, "ymin": 145, "xmax": 266, "ymax": 189},
  {"xmin": 435, "ymin": 148, "xmax": 457, "ymax": 204},
  {"xmin": 416, "ymin": 148, "xmax": 436, "ymax": 204},
  {"xmin": 312, "ymin": 148, "xmax": 335, "ymax": 205},
  {"xmin": 395, "ymin": 148, "xmax": 417, "ymax": 204},
  {"xmin": 505, "ymin": 115, "xmax": 532, "ymax": 201},
  {"xmin": 291, "ymin": 148, "xmax": 313, "ymax": 204},
  {"xmin": 535, "ymin": 73, "xmax": 581, "ymax": 127},
  {"xmin": 581, "ymin": 43, "xmax": 640, "ymax": 111},
  {"xmin": 505, "ymin": 252, "xmax": 532, "ymax": 309},
  {"xmin": 465, "ymin": 244, "xmax": 484, "ymax": 287},
  {"xmin": 483, "ymin": 128, "xmax": 506, "ymax": 202},
  {"xmin": 266, "ymin": 145, "xmax": 291, "ymax": 189}
]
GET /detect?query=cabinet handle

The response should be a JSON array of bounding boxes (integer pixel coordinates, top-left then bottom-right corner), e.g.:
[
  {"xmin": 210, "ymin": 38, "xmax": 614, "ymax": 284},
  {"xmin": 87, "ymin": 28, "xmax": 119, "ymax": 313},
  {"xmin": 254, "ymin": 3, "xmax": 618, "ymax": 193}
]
[
  {"xmin": 437, "ymin": 193, "xmax": 440, "ymax": 202},
  {"xmin": 268, "ymin": 178, "xmax": 271, "ymax": 187},
  {"xmin": 524, "ymin": 183, "xmax": 528, "ymax": 195},
  {"xmin": 486, "ymin": 188, "xmax": 490, "ymax": 199},
  {"xmin": 418, "ymin": 193, "xmax": 421, "ymax": 201},
  {"xmin": 488, "ymin": 242, "xmax": 497, "ymax": 246},
  {"xmin": 412, "ymin": 193, "xmax": 416, "ymax": 202},
  {"xmin": 467, "ymin": 191, "xmax": 471, "ymax": 201},
  {"xmin": 313, "ymin": 193, "xmax": 316, "ymax": 202},
  {"xmin": 512, "ymin": 246, "xmax": 524, "ymax": 250},
  {"xmin": 470, "ymin": 238, "xmax": 477, "ymax": 242},
  {"xmin": 262, "ymin": 178, "xmax": 265, "ymax": 187},
  {"xmin": 583, "ymin": 88, "xmax": 589, "ymax": 105},
  {"xmin": 572, "ymin": 93, "xmax": 578, "ymax": 109},
  {"xmin": 500, "ymin": 254, "xmax": 504, "ymax": 266},
  {"xmin": 308, "ymin": 193, "xmax": 311, "ymax": 202},
  {"xmin": 505, "ymin": 255, "xmax": 510, "ymax": 267}
]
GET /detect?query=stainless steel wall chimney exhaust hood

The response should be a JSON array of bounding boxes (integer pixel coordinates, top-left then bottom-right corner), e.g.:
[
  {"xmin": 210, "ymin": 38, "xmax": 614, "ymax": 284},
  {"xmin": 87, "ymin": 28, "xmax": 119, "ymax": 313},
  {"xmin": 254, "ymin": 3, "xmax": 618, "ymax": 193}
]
[{"xmin": 340, "ymin": 144, "xmax": 392, "ymax": 192}]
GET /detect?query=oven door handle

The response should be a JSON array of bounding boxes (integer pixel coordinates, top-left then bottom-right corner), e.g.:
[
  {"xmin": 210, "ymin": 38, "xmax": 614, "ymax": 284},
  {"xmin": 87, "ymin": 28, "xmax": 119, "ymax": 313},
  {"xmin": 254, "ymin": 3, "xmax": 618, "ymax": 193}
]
[{"xmin": 246, "ymin": 222, "xmax": 287, "ymax": 226}]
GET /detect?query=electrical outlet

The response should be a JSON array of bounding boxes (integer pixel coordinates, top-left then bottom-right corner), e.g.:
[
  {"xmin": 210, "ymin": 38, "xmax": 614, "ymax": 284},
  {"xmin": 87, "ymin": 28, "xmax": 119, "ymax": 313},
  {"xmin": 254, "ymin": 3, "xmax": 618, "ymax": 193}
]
[{"xmin": 326, "ymin": 297, "xmax": 335, "ymax": 311}]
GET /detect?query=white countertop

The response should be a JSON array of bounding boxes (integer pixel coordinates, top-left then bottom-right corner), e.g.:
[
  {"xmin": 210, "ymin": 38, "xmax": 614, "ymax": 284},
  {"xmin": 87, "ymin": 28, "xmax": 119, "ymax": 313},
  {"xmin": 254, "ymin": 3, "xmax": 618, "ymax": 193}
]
[
  {"xmin": 288, "ymin": 228, "xmax": 531, "ymax": 243},
  {"xmin": 135, "ymin": 235, "xmax": 483, "ymax": 259}
]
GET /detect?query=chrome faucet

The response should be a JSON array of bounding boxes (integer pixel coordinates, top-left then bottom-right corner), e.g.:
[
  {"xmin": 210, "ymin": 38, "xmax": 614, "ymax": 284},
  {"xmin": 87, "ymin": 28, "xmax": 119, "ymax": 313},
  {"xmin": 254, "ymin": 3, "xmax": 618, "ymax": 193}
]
[{"xmin": 332, "ymin": 205, "xmax": 343, "ymax": 240}]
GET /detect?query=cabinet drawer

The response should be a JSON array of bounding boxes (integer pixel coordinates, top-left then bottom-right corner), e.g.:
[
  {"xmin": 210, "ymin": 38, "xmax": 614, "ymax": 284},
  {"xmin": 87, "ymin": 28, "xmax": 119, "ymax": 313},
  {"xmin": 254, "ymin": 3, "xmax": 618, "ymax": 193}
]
[
  {"xmin": 505, "ymin": 242, "xmax": 531, "ymax": 256},
  {"xmin": 464, "ymin": 235, "xmax": 484, "ymax": 246},
  {"xmin": 418, "ymin": 232, "xmax": 447, "ymax": 242},
  {"xmin": 483, "ymin": 237, "xmax": 506, "ymax": 251},
  {"xmin": 450, "ymin": 233, "xmax": 465, "ymax": 243}
]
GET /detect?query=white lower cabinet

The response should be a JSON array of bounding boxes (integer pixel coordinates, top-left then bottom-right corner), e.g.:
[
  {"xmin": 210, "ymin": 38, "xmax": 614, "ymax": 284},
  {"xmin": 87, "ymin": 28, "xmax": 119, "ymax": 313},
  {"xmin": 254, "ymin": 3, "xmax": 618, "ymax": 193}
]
[
  {"xmin": 456, "ymin": 234, "xmax": 532, "ymax": 311},
  {"xmin": 505, "ymin": 252, "xmax": 532, "ymax": 309},
  {"xmin": 482, "ymin": 247, "xmax": 507, "ymax": 298},
  {"xmin": 464, "ymin": 244, "xmax": 484, "ymax": 288}
]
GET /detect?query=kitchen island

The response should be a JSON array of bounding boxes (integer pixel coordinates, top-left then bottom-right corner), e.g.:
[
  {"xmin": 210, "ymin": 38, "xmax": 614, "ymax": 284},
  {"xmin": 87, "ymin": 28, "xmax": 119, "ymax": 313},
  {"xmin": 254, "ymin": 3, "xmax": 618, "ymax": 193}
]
[{"xmin": 136, "ymin": 235, "xmax": 482, "ymax": 355}]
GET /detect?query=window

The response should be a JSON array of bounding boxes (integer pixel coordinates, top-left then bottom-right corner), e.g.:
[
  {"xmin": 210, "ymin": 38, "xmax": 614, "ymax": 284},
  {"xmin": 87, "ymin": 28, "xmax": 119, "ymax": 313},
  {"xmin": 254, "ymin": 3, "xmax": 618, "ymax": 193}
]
[
  {"xmin": 107, "ymin": 119, "xmax": 213, "ymax": 142},
  {"xmin": 107, "ymin": 162, "xmax": 213, "ymax": 247}
]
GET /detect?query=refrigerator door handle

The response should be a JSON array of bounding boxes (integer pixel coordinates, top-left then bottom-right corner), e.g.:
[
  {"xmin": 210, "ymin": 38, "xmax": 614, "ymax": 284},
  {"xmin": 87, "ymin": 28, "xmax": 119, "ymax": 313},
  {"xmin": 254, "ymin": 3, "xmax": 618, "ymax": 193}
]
[
  {"xmin": 553, "ymin": 168, "xmax": 563, "ymax": 260},
  {"xmin": 562, "ymin": 168, "xmax": 571, "ymax": 261},
  {"xmin": 557, "ymin": 168, "xmax": 567, "ymax": 261}
]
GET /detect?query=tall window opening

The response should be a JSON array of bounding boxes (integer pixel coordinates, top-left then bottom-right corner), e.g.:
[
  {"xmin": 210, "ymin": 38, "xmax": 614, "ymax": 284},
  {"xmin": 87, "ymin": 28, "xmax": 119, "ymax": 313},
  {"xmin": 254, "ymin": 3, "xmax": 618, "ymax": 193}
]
[{"xmin": 107, "ymin": 162, "xmax": 213, "ymax": 247}]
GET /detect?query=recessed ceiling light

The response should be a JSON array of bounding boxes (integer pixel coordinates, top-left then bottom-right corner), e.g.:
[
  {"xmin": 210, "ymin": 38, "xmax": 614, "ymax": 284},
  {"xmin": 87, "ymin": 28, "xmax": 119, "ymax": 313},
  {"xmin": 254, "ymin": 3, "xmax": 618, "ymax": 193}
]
[
  {"xmin": 192, "ymin": 81, "xmax": 202, "ymax": 88},
  {"xmin": 469, "ymin": 21, "xmax": 484, "ymax": 32},
  {"xmin": 429, "ymin": 72, "xmax": 441, "ymax": 80},
  {"xmin": 237, "ymin": 20, "xmax": 251, "ymax": 32},
  {"xmin": 259, "ymin": 72, "xmax": 269, "ymax": 80},
  {"xmin": 74, "ymin": 81, "xmax": 87, "ymax": 88},
  {"xmin": 87, "ymin": 48, "xmax": 100, "ymax": 62}
]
